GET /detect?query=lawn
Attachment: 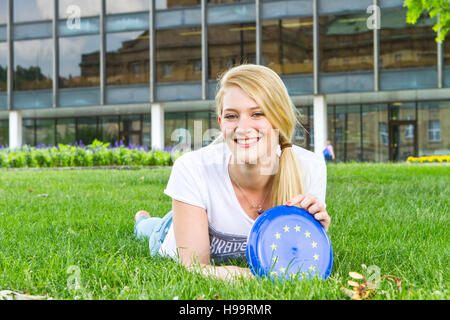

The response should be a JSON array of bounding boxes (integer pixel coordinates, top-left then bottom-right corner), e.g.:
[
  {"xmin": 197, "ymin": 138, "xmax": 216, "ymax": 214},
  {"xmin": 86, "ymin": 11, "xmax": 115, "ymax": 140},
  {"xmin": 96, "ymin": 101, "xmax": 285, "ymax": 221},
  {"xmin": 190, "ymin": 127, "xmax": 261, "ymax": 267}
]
[{"xmin": 0, "ymin": 163, "xmax": 448, "ymax": 300}]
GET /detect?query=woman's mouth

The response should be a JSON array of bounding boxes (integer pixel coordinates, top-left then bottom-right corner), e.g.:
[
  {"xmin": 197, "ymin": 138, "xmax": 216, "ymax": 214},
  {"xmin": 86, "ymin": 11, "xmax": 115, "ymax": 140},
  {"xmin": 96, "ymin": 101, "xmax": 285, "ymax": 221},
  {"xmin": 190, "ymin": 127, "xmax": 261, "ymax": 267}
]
[{"xmin": 233, "ymin": 137, "xmax": 261, "ymax": 148}]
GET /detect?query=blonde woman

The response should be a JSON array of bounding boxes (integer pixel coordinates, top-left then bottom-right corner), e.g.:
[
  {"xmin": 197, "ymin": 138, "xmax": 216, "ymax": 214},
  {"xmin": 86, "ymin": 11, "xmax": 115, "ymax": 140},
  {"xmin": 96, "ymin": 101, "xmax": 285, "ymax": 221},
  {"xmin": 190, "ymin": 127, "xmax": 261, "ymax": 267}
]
[{"xmin": 134, "ymin": 64, "xmax": 330, "ymax": 280}]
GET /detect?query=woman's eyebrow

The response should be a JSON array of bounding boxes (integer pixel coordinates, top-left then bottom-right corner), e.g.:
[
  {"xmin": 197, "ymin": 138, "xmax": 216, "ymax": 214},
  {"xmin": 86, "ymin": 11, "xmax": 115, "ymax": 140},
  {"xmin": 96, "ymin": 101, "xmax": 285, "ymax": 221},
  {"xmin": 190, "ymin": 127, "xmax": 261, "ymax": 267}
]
[{"xmin": 223, "ymin": 106, "xmax": 261, "ymax": 112}]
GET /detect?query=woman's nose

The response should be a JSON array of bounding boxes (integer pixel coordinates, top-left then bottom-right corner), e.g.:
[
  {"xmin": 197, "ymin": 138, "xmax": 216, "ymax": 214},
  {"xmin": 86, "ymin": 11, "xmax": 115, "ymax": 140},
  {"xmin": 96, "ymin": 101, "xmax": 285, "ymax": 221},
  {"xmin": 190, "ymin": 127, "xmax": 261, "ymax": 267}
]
[{"xmin": 236, "ymin": 114, "xmax": 253, "ymax": 130}]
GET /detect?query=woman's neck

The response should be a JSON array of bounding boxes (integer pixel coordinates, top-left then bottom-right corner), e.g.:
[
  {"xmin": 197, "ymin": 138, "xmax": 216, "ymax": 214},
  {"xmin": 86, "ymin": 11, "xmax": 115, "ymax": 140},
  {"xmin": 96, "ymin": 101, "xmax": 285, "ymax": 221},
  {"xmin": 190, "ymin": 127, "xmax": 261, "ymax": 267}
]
[{"xmin": 228, "ymin": 155, "xmax": 278, "ymax": 192}]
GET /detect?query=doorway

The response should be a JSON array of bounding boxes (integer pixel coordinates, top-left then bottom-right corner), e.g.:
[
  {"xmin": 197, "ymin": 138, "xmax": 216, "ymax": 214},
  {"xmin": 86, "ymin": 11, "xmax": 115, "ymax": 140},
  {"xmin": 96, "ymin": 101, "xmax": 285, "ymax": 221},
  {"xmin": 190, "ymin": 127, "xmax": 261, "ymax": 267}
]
[{"xmin": 388, "ymin": 120, "xmax": 417, "ymax": 162}]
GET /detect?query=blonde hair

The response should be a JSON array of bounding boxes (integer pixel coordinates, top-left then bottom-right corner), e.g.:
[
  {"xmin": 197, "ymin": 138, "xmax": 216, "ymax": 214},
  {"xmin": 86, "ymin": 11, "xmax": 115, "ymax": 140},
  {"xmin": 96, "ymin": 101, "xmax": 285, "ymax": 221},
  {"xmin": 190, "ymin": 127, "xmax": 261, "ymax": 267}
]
[{"xmin": 212, "ymin": 64, "xmax": 304, "ymax": 207}]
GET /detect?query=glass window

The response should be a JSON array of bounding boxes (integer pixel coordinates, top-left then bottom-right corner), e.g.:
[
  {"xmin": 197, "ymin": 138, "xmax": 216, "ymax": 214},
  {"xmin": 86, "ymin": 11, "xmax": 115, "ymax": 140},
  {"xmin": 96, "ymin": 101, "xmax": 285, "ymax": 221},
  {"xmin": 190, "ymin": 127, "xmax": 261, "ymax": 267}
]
[
  {"xmin": 446, "ymin": 40, "xmax": 450, "ymax": 88},
  {"xmin": 106, "ymin": 0, "xmax": 148, "ymax": 14},
  {"xmin": 208, "ymin": 23, "xmax": 256, "ymax": 79},
  {"xmin": 208, "ymin": 0, "xmax": 252, "ymax": 4},
  {"xmin": 331, "ymin": 105, "xmax": 361, "ymax": 162},
  {"xmin": 319, "ymin": 12, "xmax": 373, "ymax": 72},
  {"xmin": 14, "ymin": 39, "xmax": 53, "ymax": 90},
  {"xmin": 100, "ymin": 115, "xmax": 119, "ymax": 144},
  {"xmin": 262, "ymin": 18, "xmax": 313, "ymax": 75},
  {"xmin": 119, "ymin": 114, "xmax": 141, "ymax": 146},
  {"xmin": 0, "ymin": 42, "xmax": 6, "ymax": 92},
  {"xmin": 77, "ymin": 117, "xmax": 97, "ymax": 145},
  {"xmin": 446, "ymin": 39, "xmax": 450, "ymax": 67},
  {"xmin": 36, "ymin": 119, "xmax": 55, "ymax": 146},
  {"xmin": 165, "ymin": 112, "xmax": 188, "ymax": 149},
  {"xmin": 0, "ymin": 0, "xmax": 7, "ymax": 25},
  {"xmin": 388, "ymin": 102, "xmax": 416, "ymax": 121},
  {"xmin": 361, "ymin": 104, "xmax": 388, "ymax": 162},
  {"xmin": 142, "ymin": 113, "xmax": 151, "ymax": 148},
  {"xmin": 106, "ymin": 31, "xmax": 149, "ymax": 85},
  {"xmin": 22, "ymin": 119, "xmax": 35, "ymax": 146},
  {"xmin": 427, "ymin": 120, "xmax": 440, "ymax": 142},
  {"xmin": 59, "ymin": 35, "xmax": 100, "ymax": 88},
  {"xmin": 156, "ymin": 27, "xmax": 201, "ymax": 83},
  {"xmin": 14, "ymin": 0, "xmax": 53, "ymax": 23},
  {"xmin": 187, "ymin": 111, "xmax": 209, "ymax": 148},
  {"xmin": 0, "ymin": 119, "xmax": 7, "ymax": 147},
  {"xmin": 59, "ymin": 0, "xmax": 100, "ymax": 18},
  {"xmin": 418, "ymin": 101, "xmax": 449, "ymax": 156},
  {"xmin": 156, "ymin": 0, "xmax": 200, "ymax": 10},
  {"xmin": 295, "ymin": 106, "xmax": 311, "ymax": 150},
  {"xmin": 56, "ymin": 118, "xmax": 76, "ymax": 145},
  {"xmin": 380, "ymin": 8, "xmax": 436, "ymax": 70}
]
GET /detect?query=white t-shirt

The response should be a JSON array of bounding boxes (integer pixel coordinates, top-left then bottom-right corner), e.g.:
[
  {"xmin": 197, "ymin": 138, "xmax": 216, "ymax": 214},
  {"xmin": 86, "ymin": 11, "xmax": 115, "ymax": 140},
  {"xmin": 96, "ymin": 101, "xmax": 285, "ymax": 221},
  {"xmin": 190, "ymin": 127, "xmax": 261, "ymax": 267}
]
[{"xmin": 161, "ymin": 142, "xmax": 327, "ymax": 263}]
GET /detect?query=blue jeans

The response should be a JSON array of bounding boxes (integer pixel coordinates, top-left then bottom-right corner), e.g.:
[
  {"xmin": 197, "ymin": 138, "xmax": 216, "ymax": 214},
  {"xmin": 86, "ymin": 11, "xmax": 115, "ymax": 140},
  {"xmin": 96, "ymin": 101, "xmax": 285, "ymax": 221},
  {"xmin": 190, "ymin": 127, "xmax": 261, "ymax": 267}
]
[{"xmin": 134, "ymin": 210, "xmax": 173, "ymax": 257}]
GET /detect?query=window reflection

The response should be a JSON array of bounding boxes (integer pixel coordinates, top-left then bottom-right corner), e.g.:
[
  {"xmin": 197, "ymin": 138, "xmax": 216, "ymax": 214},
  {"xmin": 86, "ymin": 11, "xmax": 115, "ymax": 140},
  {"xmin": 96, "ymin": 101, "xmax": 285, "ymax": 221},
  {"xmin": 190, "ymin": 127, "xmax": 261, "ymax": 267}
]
[
  {"xmin": 380, "ymin": 8, "xmax": 436, "ymax": 70},
  {"xmin": 14, "ymin": 39, "xmax": 53, "ymax": 90},
  {"xmin": 100, "ymin": 115, "xmax": 119, "ymax": 144},
  {"xmin": 331, "ymin": 105, "xmax": 361, "ymax": 162},
  {"xmin": 0, "ymin": 0, "xmax": 7, "ymax": 24},
  {"xmin": 77, "ymin": 117, "xmax": 97, "ymax": 145},
  {"xmin": 361, "ymin": 104, "xmax": 389, "ymax": 162},
  {"xmin": 187, "ymin": 112, "xmax": 209, "ymax": 148},
  {"xmin": 36, "ymin": 119, "xmax": 55, "ymax": 146},
  {"xmin": 59, "ymin": 0, "xmax": 100, "ymax": 18},
  {"xmin": 0, "ymin": 120, "xmax": 7, "ymax": 146},
  {"xmin": 142, "ymin": 114, "xmax": 151, "ymax": 148},
  {"xmin": 0, "ymin": 42, "xmax": 6, "ymax": 92},
  {"xmin": 156, "ymin": 27, "xmax": 201, "ymax": 82},
  {"xmin": 208, "ymin": 23, "xmax": 256, "ymax": 79},
  {"xmin": 59, "ymin": 35, "xmax": 100, "ymax": 88},
  {"xmin": 106, "ymin": 31, "xmax": 149, "ymax": 85},
  {"xmin": 14, "ymin": 0, "xmax": 53, "ymax": 23},
  {"xmin": 207, "ymin": 0, "xmax": 252, "ymax": 4},
  {"xmin": 418, "ymin": 101, "xmax": 450, "ymax": 156},
  {"xmin": 156, "ymin": 0, "xmax": 200, "ymax": 10},
  {"xmin": 106, "ymin": 0, "xmax": 148, "ymax": 14},
  {"xmin": 319, "ymin": 13, "xmax": 373, "ymax": 72},
  {"xmin": 262, "ymin": 18, "xmax": 313, "ymax": 75},
  {"xmin": 22, "ymin": 119, "xmax": 35, "ymax": 146},
  {"xmin": 119, "ymin": 114, "xmax": 142, "ymax": 146},
  {"xmin": 165, "ymin": 112, "xmax": 187, "ymax": 149},
  {"xmin": 56, "ymin": 118, "xmax": 76, "ymax": 145},
  {"xmin": 446, "ymin": 40, "xmax": 450, "ymax": 67}
]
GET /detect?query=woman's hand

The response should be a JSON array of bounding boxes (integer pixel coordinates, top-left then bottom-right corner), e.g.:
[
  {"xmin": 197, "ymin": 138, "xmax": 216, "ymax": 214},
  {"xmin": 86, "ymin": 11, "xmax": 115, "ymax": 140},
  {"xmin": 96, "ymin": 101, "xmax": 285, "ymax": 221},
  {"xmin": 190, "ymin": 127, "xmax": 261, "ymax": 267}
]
[{"xmin": 285, "ymin": 194, "xmax": 331, "ymax": 232}]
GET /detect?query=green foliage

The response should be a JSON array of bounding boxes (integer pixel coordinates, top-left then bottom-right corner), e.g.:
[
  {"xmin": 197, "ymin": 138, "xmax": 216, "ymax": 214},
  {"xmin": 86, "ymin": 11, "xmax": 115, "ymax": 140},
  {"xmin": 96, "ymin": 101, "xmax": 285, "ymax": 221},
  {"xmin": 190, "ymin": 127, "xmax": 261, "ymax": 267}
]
[
  {"xmin": 0, "ymin": 140, "xmax": 183, "ymax": 168},
  {"xmin": 404, "ymin": 0, "xmax": 450, "ymax": 43}
]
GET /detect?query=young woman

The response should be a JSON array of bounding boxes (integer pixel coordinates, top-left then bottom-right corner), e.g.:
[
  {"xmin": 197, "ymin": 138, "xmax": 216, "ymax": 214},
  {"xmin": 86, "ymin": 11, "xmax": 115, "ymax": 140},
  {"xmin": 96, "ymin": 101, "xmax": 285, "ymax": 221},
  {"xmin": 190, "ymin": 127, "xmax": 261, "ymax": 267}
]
[{"xmin": 134, "ymin": 64, "xmax": 331, "ymax": 280}]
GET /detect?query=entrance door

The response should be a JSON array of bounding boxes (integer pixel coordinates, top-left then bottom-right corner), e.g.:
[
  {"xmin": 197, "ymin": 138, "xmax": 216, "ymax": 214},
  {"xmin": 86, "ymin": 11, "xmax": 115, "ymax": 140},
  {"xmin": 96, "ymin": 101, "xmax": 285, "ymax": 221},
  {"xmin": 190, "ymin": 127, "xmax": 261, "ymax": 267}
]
[{"xmin": 388, "ymin": 120, "xmax": 417, "ymax": 162}]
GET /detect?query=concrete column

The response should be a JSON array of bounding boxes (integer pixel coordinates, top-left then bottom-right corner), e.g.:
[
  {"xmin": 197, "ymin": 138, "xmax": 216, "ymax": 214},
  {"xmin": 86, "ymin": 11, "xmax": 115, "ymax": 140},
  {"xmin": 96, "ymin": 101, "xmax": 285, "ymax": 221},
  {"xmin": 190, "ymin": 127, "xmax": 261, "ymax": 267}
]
[
  {"xmin": 9, "ymin": 110, "xmax": 22, "ymax": 149},
  {"xmin": 151, "ymin": 103, "xmax": 164, "ymax": 150},
  {"xmin": 313, "ymin": 95, "xmax": 327, "ymax": 156}
]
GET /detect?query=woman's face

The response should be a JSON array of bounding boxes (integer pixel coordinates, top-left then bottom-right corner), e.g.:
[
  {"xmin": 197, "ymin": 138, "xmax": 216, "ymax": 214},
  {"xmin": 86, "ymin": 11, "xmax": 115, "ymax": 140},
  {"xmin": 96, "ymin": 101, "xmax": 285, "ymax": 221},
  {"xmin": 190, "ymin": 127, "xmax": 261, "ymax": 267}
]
[{"xmin": 219, "ymin": 85, "xmax": 279, "ymax": 166}]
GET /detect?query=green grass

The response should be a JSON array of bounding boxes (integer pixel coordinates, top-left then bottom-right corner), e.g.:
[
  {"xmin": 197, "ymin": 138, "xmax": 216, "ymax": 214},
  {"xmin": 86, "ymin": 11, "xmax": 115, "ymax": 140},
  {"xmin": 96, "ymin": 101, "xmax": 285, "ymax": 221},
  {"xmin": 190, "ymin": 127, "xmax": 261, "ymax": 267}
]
[{"xmin": 0, "ymin": 163, "xmax": 448, "ymax": 300}]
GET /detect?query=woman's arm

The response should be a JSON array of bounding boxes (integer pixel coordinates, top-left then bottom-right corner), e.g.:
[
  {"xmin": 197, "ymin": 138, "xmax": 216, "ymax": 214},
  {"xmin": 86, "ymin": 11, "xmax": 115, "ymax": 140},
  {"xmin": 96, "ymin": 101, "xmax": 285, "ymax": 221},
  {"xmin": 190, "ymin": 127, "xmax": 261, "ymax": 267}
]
[{"xmin": 172, "ymin": 199, "xmax": 253, "ymax": 281}]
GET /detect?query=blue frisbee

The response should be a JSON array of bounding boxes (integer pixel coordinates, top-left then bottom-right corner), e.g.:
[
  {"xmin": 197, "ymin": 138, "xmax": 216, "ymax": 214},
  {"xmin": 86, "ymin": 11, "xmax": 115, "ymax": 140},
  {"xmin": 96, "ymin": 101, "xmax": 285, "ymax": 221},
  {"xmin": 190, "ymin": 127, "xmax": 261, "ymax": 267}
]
[{"xmin": 247, "ymin": 205, "xmax": 333, "ymax": 281}]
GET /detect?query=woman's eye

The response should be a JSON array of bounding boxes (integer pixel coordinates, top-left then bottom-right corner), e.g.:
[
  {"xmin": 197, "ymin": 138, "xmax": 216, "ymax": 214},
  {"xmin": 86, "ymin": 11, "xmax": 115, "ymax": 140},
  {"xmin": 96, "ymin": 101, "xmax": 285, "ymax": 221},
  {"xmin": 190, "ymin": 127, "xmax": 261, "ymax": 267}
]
[
  {"xmin": 224, "ymin": 114, "xmax": 237, "ymax": 120},
  {"xmin": 253, "ymin": 113, "xmax": 264, "ymax": 117}
]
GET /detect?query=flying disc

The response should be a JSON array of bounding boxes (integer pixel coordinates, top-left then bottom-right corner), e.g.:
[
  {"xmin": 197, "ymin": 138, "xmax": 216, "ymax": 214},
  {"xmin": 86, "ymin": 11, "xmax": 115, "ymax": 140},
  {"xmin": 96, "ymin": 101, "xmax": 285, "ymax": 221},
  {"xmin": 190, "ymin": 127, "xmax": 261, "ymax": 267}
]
[{"xmin": 247, "ymin": 205, "xmax": 333, "ymax": 281}]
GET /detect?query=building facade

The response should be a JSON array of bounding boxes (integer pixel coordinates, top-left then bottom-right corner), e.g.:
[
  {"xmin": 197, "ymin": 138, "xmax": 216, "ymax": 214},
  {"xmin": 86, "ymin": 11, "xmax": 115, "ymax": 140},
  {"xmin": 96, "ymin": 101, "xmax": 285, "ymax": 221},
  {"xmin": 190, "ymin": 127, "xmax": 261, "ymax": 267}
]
[{"xmin": 0, "ymin": 0, "xmax": 449, "ymax": 161}]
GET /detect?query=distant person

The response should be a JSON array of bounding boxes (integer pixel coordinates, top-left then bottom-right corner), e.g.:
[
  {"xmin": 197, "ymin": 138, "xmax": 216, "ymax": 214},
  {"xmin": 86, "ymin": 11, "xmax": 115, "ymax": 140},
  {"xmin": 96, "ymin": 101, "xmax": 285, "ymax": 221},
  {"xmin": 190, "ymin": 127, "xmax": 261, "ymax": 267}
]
[{"xmin": 323, "ymin": 140, "xmax": 335, "ymax": 162}]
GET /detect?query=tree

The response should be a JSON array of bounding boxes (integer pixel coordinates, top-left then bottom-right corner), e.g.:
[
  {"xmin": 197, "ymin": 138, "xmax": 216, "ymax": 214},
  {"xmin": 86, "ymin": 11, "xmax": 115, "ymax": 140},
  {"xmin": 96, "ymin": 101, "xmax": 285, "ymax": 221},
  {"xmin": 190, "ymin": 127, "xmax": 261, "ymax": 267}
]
[{"xmin": 403, "ymin": 0, "xmax": 449, "ymax": 43}]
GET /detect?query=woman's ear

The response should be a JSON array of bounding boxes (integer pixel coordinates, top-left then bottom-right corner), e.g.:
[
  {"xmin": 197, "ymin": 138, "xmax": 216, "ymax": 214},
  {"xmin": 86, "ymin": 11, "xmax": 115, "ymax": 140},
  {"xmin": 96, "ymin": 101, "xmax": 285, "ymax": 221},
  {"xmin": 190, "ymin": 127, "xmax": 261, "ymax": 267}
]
[{"xmin": 218, "ymin": 116, "xmax": 222, "ymax": 129}]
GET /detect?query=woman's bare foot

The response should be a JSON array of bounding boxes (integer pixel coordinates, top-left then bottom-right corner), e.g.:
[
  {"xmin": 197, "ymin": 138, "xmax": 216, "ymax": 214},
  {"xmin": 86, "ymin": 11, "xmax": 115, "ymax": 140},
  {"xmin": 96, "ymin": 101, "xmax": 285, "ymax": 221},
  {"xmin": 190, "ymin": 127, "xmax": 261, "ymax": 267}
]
[{"xmin": 135, "ymin": 210, "xmax": 150, "ymax": 222}]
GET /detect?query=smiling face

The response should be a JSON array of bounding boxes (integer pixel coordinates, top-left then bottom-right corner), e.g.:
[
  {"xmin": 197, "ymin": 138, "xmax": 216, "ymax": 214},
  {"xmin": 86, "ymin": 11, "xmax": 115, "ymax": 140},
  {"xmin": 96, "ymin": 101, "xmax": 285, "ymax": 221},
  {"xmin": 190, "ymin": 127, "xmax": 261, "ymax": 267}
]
[{"xmin": 218, "ymin": 85, "xmax": 279, "ymax": 166}]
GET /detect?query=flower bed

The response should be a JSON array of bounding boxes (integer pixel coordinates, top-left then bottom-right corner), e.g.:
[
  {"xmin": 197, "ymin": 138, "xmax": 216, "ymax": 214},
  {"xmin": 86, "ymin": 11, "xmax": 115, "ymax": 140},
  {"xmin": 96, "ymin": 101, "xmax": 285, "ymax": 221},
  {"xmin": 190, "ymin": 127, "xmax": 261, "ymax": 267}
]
[
  {"xmin": 0, "ymin": 140, "xmax": 184, "ymax": 168},
  {"xmin": 407, "ymin": 155, "xmax": 450, "ymax": 164}
]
